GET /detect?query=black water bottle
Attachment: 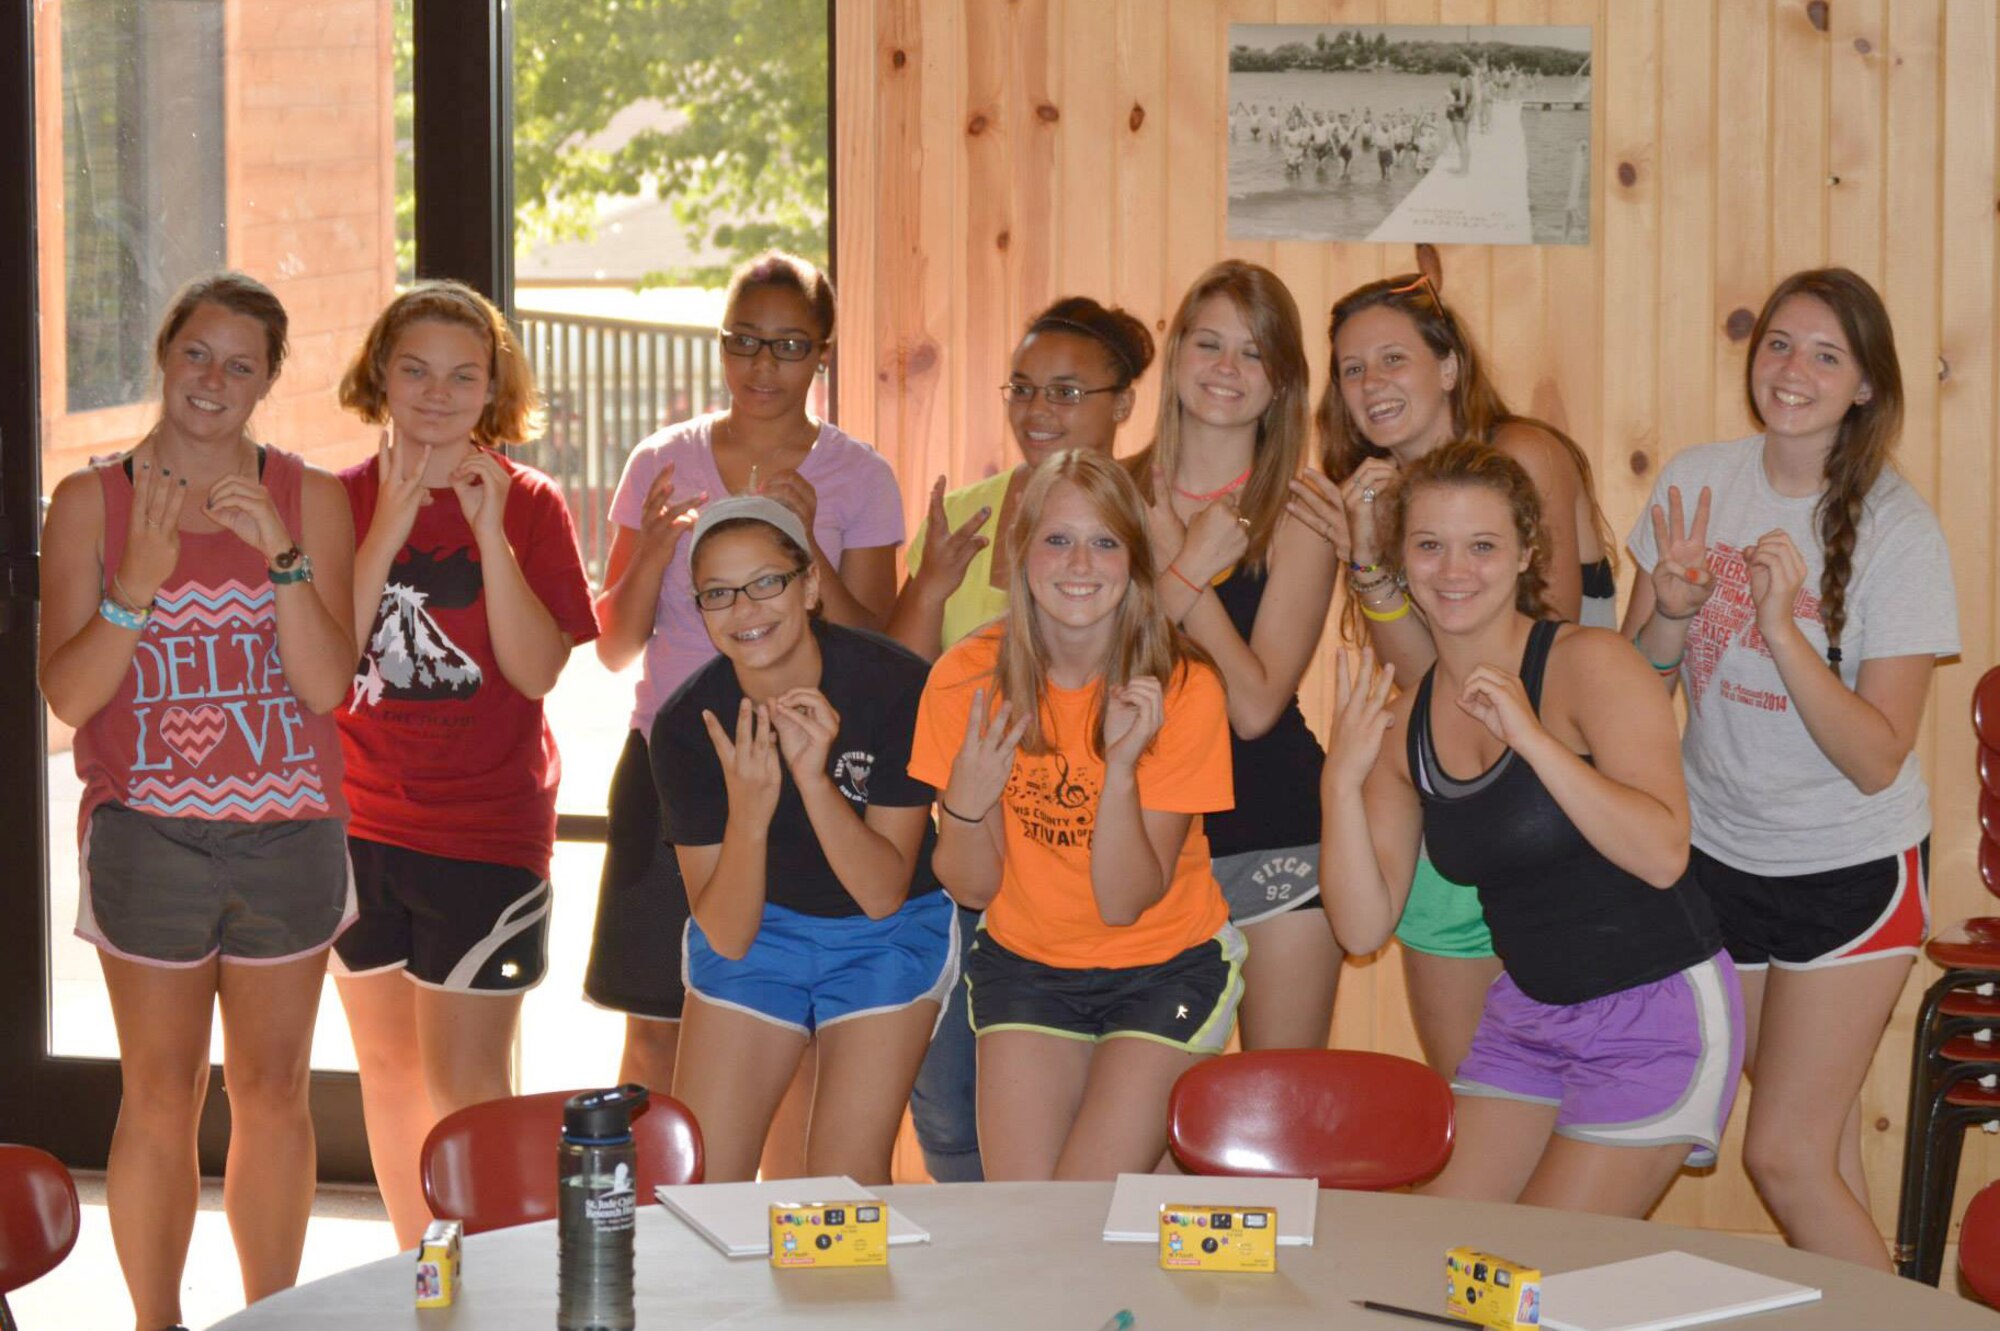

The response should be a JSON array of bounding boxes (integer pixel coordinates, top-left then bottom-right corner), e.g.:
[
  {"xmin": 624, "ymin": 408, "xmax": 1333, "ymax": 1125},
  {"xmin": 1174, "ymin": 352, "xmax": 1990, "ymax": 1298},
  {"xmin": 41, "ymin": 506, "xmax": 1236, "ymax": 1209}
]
[{"xmin": 557, "ymin": 1084, "xmax": 647, "ymax": 1330}]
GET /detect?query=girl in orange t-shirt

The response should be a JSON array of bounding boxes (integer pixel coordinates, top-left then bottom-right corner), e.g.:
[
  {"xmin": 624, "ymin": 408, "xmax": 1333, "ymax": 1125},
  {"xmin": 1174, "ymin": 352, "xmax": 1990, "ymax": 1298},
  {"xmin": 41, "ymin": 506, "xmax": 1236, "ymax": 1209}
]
[{"xmin": 909, "ymin": 450, "xmax": 1238, "ymax": 1181}]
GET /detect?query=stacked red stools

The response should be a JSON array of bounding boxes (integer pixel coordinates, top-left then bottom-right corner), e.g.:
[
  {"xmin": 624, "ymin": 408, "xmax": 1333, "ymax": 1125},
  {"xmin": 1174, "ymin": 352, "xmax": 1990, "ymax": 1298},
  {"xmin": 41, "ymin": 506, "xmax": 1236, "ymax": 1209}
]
[{"xmin": 1895, "ymin": 665, "xmax": 2000, "ymax": 1283}]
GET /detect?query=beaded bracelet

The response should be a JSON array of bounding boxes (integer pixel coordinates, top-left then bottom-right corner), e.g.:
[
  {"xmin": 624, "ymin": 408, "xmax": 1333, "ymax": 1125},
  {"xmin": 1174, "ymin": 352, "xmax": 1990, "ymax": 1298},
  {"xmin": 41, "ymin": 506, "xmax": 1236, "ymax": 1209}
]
[
  {"xmin": 98, "ymin": 597, "xmax": 149, "ymax": 631},
  {"xmin": 1348, "ymin": 560, "xmax": 1384, "ymax": 575},
  {"xmin": 1359, "ymin": 594, "xmax": 1411, "ymax": 624}
]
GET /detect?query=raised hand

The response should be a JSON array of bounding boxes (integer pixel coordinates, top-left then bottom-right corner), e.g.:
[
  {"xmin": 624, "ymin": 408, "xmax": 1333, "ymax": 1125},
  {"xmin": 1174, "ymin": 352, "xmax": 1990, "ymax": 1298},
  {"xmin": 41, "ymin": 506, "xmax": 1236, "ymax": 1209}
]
[
  {"xmin": 205, "ymin": 474, "xmax": 293, "ymax": 562},
  {"xmin": 945, "ymin": 687, "xmax": 1028, "ymax": 820},
  {"xmin": 1647, "ymin": 484, "xmax": 1716, "ymax": 621},
  {"xmin": 1175, "ymin": 499, "xmax": 1252, "ymax": 586},
  {"xmin": 1456, "ymin": 664, "xmax": 1541, "ymax": 749},
  {"xmin": 757, "ymin": 467, "xmax": 820, "ymax": 541},
  {"xmin": 118, "ymin": 459, "xmax": 188, "ymax": 605},
  {"xmin": 912, "ymin": 476, "xmax": 990, "ymax": 598},
  {"xmin": 638, "ymin": 461, "xmax": 705, "ymax": 560},
  {"xmin": 1287, "ymin": 468, "xmax": 1353, "ymax": 560},
  {"xmin": 702, "ymin": 698, "xmax": 783, "ymax": 828},
  {"xmin": 1144, "ymin": 468, "xmax": 1188, "ymax": 569},
  {"xmin": 450, "ymin": 447, "xmax": 513, "ymax": 539},
  {"xmin": 768, "ymin": 686, "xmax": 841, "ymax": 785},
  {"xmin": 1339, "ymin": 457, "xmax": 1400, "ymax": 567},
  {"xmin": 1102, "ymin": 675, "xmax": 1166, "ymax": 772},
  {"xmin": 1744, "ymin": 527, "xmax": 1808, "ymax": 639},
  {"xmin": 1323, "ymin": 647, "xmax": 1395, "ymax": 793},
  {"xmin": 372, "ymin": 426, "xmax": 432, "ymax": 552}
]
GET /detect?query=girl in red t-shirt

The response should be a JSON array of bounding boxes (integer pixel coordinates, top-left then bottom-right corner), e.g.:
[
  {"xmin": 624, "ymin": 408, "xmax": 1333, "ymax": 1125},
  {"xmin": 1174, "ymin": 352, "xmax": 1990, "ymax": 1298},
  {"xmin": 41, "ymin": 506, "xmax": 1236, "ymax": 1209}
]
[
  {"xmin": 330, "ymin": 282, "xmax": 599, "ymax": 1247},
  {"xmin": 910, "ymin": 451, "xmax": 1238, "ymax": 1180}
]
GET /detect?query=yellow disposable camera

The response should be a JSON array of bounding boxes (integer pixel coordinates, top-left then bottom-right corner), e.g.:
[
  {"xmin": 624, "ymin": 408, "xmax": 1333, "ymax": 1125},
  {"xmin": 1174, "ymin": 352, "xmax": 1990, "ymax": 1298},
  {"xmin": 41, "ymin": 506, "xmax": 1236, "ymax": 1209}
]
[
  {"xmin": 769, "ymin": 1201, "xmax": 890, "ymax": 1268},
  {"xmin": 1445, "ymin": 1246, "xmax": 1542, "ymax": 1329},
  {"xmin": 414, "ymin": 1218, "xmax": 463, "ymax": 1308},
  {"xmin": 1158, "ymin": 1203, "xmax": 1278, "ymax": 1273}
]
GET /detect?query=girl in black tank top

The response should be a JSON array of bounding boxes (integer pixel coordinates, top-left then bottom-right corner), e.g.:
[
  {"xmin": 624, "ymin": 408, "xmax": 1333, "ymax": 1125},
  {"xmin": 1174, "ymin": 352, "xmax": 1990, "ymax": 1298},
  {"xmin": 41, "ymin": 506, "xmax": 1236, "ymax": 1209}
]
[
  {"xmin": 1132, "ymin": 260, "xmax": 1343, "ymax": 1053},
  {"xmin": 1317, "ymin": 445, "xmax": 1742, "ymax": 1218}
]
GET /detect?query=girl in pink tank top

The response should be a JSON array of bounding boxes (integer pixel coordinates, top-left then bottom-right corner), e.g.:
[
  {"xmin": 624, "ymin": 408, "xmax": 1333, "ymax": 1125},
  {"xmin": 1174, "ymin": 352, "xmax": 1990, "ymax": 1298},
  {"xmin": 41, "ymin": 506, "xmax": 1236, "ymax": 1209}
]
[{"xmin": 37, "ymin": 272, "xmax": 358, "ymax": 1331}]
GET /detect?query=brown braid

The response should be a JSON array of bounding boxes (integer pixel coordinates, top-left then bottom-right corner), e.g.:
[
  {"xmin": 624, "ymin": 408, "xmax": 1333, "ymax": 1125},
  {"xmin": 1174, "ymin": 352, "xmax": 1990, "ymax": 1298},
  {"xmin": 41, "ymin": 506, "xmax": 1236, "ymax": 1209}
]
[{"xmin": 1742, "ymin": 269, "xmax": 1904, "ymax": 668}]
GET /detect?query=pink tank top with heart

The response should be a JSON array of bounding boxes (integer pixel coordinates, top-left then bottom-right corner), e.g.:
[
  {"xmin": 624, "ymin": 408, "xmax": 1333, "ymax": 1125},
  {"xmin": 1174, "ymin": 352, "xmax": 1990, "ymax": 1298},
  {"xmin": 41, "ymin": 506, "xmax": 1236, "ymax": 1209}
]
[{"xmin": 72, "ymin": 446, "xmax": 347, "ymax": 839}]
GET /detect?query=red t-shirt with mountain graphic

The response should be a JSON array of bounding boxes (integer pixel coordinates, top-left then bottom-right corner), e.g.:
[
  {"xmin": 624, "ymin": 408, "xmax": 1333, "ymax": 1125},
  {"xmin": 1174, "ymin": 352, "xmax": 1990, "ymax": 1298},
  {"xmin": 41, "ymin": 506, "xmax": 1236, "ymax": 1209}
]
[{"xmin": 337, "ymin": 450, "xmax": 599, "ymax": 878}]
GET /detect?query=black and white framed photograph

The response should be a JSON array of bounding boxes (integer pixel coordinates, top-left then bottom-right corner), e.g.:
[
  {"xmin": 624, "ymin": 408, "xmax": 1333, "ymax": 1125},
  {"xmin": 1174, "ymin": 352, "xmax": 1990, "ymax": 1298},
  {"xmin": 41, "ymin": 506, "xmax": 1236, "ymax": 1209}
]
[{"xmin": 1226, "ymin": 24, "xmax": 1593, "ymax": 247}]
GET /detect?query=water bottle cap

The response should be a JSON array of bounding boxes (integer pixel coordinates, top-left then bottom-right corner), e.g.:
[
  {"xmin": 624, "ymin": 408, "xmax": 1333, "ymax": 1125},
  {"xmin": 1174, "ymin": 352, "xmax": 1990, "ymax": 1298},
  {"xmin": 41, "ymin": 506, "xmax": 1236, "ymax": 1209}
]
[{"xmin": 562, "ymin": 1084, "xmax": 649, "ymax": 1141}]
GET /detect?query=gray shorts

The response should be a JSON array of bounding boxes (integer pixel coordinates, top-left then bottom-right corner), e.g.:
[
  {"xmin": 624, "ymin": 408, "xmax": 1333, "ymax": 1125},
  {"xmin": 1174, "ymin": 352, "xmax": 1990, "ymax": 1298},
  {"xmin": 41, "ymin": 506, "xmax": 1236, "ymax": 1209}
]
[
  {"xmin": 1216, "ymin": 844, "xmax": 1322, "ymax": 927},
  {"xmin": 79, "ymin": 804, "xmax": 355, "ymax": 967}
]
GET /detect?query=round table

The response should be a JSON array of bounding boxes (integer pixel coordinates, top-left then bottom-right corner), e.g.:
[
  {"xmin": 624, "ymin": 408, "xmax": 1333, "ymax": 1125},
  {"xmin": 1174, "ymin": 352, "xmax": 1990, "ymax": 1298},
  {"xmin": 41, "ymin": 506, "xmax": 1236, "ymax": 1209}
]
[{"xmin": 213, "ymin": 1181, "xmax": 2000, "ymax": 1329}]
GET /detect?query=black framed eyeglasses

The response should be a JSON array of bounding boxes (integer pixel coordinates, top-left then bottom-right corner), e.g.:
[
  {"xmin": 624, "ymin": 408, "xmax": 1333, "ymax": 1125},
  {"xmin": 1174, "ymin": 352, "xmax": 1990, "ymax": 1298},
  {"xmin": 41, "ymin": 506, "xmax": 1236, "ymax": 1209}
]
[
  {"xmin": 694, "ymin": 567, "xmax": 808, "ymax": 612},
  {"xmin": 999, "ymin": 381, "xmax": 1123, "ymax": 406},
  {"xmin": 719, "ymin": 331, "xmax": 819, "ymax": 362}
]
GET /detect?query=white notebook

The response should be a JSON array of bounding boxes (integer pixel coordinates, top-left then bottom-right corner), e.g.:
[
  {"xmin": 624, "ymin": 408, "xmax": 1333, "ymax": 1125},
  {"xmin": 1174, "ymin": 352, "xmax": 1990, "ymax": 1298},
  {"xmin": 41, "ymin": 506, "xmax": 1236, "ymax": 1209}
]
[
  {"xmin": 654, "ymin": 1176, "xmax": 931, "ymax": 1259},
  {"xmin": 1539, "ymin": 1250, "xmax": 1821, "ymax": 1331},
  {"xmin": 1100, "ymin": 1172, "xmax": 1317, "ymax": 1247}
]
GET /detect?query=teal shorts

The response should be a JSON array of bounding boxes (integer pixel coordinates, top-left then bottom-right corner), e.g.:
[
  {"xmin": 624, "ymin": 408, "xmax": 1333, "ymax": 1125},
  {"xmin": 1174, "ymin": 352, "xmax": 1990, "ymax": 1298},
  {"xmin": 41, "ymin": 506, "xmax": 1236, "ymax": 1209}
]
[{"xmin": 1394, "ymin": 856, "xmax": 1496, "ymax": 959}]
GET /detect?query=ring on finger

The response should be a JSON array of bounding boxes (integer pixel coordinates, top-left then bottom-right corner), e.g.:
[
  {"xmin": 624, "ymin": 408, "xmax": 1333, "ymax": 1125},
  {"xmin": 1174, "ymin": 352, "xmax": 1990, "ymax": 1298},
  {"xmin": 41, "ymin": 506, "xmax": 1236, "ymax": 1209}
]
[{"xmin": 1361, "ymin": 487, "xmax": 1377, "ymax": 504}]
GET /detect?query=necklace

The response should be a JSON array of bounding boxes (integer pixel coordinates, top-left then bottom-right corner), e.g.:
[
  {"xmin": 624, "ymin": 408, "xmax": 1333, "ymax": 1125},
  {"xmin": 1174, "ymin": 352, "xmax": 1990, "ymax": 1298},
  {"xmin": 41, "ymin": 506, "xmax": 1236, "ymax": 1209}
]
[{"xmin": 1173, "ymin": 465, "xmax": 1252, "ymax": 503}]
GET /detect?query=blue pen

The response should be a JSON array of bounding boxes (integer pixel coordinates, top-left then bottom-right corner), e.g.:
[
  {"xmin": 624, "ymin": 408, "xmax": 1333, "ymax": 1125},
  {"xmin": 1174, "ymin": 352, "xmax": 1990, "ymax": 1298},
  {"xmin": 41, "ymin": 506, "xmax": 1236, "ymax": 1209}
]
[{"xmin": 1092, "ymin": 1313, "xmax": 1134, "ymax": 1331}]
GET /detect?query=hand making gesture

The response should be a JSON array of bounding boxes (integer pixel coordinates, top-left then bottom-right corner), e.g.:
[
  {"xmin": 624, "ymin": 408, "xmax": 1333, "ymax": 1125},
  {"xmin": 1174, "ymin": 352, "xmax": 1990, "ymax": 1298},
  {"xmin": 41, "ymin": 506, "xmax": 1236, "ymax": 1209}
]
[
  {"xmin": 1744, "ymin": 528, "xmax": 1809, "ymax": 642},
  {"xmin": 117, "ymin": 458, "xmax": 189, "ymax": 607},
  {"xmin": 1647, "ymin": 484, "xmax": 1717, "ymax": 622},
  {"xmin": 769, "ymin": 687, "xmax": 842, "ymax": 787},
  {"xmin": 911, "ymin": 476, "xmax": 991, "ymax": 599},
  {"xmin": 1324, "ymin": 647, "xmax": 1395, "ymax": 794},
  {"xmin": 702, "ymin": 697, "xmax": 784, "ymax": 829},
  {"xmin": 449, "ymin": 447, "xmax": 513, "ymax": 541},
  {"xmin": 1102, "ymin": 676, "xmax": 1166, "ymax": 772},
  {"xmin": 371, "ymin": 425, "xmax": 433, "ymax": 553},
  {"xmin": 945, "ymin": 687, "xmax": 1027, "ymax": 821}
]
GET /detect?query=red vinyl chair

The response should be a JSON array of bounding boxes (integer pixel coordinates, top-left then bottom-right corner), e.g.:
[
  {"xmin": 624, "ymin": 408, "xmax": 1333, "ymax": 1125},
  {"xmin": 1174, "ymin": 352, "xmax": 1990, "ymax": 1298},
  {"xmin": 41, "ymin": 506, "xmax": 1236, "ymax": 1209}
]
[
  {"xmin": 1166, "ymin": 1049, "xmax": 1454, "ymax": 1191},
  {"xmin": 1961, "ymin": 1180, "xmax": 2000, "ymax": 1307},
  {"xmin": 0, "ymin": 1145, "xmax": 81, "ymax": 1331},
  {"xmin": 421, "ymin": 1090, "xmax": 703, "ymax": 1236}
]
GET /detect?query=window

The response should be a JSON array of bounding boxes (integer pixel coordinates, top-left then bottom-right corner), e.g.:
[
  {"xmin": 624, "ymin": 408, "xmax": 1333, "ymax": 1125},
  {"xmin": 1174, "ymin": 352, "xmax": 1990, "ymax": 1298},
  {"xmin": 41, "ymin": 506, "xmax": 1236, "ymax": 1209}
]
[{"xmin": 61, "ymin": 0, "xmax": 226, "ymax": 413}]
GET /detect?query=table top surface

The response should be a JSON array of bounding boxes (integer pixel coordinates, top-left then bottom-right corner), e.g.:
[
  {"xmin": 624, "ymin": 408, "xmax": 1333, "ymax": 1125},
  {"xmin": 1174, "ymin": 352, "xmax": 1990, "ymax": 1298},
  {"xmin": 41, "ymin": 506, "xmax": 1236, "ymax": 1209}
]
[{"xmin": 212, "ymin": 1181, "xmax": 2000, "ymax": 1330}]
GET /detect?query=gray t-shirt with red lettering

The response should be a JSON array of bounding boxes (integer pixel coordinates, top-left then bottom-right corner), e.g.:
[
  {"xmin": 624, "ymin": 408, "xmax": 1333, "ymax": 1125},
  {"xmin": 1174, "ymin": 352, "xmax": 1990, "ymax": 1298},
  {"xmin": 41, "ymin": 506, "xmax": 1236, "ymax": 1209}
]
[{"xmin": 1628, "ymin": 435, "xmax": 1959, "ymax": 875}]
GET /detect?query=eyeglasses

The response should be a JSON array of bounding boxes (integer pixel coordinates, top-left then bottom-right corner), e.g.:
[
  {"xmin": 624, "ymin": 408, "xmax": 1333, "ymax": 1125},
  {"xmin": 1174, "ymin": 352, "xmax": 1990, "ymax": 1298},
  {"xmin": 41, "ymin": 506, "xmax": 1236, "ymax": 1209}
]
[
  {"xmin": 694, "ymin": 567, "xmax": 808, "ymax": 612},
  {"xmin": 718, "ymin": 331, "xmax": 819, "ymax": 363},
  {"xmin": 999, "ymin": 381, "xmax": 1123, "ymax": 407}
]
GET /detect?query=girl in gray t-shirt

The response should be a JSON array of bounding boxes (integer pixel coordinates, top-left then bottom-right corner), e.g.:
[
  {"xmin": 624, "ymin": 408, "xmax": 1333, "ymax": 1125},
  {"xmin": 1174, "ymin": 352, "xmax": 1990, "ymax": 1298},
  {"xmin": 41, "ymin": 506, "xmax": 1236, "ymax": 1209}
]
[{"xmin": 1625, "ymin": 268, "xmax": 1958, "ymax": 1271}]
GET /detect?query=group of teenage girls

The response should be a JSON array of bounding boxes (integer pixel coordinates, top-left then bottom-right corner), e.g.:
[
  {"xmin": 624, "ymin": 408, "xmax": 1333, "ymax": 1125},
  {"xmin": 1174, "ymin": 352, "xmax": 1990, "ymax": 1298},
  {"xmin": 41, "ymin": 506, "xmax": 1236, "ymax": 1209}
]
[{"xmin": 40, "ymin": 248, "xmax": 1954, "ymax": 1330}]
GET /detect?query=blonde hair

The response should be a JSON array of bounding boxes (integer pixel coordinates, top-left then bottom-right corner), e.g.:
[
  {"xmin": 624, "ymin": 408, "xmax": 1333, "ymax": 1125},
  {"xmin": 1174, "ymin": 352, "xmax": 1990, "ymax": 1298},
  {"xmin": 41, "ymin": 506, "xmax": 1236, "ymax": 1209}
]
[
  {"xmin": 995, "ymin": 451, "xmax": 1203, "ymax": 756},
  {"xmin": 1128, "ymin": 260, "xmax": 1310, "ymax": 573},
  {"xmin": 339, "ymin": 280, "xmax": 544, "ymax": 445}
]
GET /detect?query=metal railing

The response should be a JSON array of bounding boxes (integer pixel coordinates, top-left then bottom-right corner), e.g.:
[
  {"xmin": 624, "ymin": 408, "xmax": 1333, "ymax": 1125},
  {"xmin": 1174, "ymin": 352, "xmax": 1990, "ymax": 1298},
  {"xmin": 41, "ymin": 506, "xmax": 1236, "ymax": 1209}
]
[{"xmin": 513, "ymin": 310, "xmax": 729, "ymax": 580}]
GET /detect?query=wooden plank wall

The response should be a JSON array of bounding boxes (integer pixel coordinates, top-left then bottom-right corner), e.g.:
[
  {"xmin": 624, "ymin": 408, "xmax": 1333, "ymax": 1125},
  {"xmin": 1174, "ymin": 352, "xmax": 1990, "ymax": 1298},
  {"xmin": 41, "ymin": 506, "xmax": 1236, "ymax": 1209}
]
[{"xmin": 836, "ymin": 0, "xmax": 2000, "ymax": 1238}]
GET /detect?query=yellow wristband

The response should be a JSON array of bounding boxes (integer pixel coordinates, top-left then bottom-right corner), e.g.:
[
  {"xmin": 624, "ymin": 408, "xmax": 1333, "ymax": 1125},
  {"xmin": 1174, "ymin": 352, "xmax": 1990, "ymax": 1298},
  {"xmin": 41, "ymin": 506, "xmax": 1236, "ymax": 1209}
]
[{"xmin": 1359, "ymin": 594, "xmax": 1411, "ymax": 624}]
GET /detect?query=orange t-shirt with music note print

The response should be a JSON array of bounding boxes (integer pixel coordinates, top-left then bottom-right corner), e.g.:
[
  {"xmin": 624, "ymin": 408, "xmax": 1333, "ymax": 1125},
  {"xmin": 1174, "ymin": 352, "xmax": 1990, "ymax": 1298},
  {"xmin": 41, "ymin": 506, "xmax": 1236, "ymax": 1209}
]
[{"xmin": 909, "ymin": 627, "xmax": 1234, "ymax": 970}]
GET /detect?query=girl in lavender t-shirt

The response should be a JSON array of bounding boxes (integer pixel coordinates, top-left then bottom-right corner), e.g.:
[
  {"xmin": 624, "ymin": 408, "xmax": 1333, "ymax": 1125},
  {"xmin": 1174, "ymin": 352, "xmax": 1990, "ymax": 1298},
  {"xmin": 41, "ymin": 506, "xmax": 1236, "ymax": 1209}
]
[{"xmin": 584, "ymin": 251, "xmax": 905, "ymax": 1123}]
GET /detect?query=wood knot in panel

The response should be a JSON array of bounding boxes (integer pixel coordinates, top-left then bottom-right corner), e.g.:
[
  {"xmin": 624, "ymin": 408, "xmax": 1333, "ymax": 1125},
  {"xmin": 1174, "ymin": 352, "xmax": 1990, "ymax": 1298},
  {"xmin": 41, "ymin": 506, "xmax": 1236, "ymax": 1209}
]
[
  {"xmin": 907, "ymin": 341, "xmax": 939, "ymax": 376},
  {"xmin": 890, "ymin": 48, "xmax": 907, "ymax": 70},
  {"xmin": 1036, "ymin": 103, "xmax": 1060, "ymax": 123},
  {"xmin": 1617, "ymin": 161, "xmax": 1637, "ymax": 187},
  {"xmin": 967, "ymin": 112, "xmax": 989, "ymax": 136},
  {"xmin": 1939, "ymin": 355, "xmax": 1951, "ymax": 383},
  {"xmin": 1629, "ymin": 450, "xmax": 1651, "ymax": 476},
  {"xmin": 996, "ymin": 229, "xmax": 1011, "ymax": 252},
  {"xmin": 1129, "ymin": 103, "xmax": 1146, "ymax": 132},
  {"xmin": 1806, "ymin": 1, "xmax": 1830, "ymax": 33},
  {"xmin": 1725, "ymin": 308, "xmax": 1756, "ymax": 341},
  {"xmin": 1874, "ymin": 1116, "xmax": 1891, "ymax": 1132},
  {"xmin": 1853, "ymin": 37, "xmax": 1871, "ymax": 55}
]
